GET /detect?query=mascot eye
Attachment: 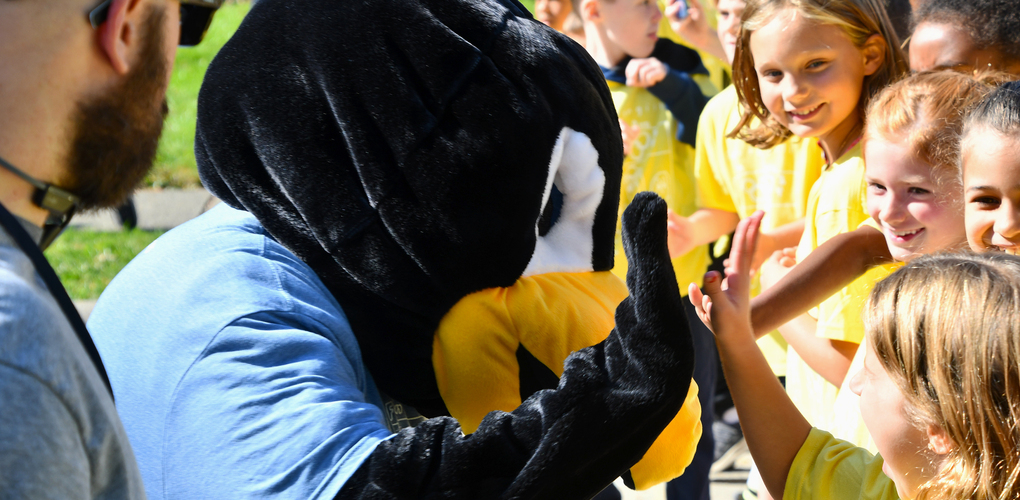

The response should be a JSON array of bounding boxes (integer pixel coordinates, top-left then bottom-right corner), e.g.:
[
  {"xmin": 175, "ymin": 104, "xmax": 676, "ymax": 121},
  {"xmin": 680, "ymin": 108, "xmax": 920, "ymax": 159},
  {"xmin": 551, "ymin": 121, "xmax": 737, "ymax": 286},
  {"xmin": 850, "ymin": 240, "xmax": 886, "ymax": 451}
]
[{"xmin": 537, "ymin": 185, "xmax": 564, "ymax": 237}]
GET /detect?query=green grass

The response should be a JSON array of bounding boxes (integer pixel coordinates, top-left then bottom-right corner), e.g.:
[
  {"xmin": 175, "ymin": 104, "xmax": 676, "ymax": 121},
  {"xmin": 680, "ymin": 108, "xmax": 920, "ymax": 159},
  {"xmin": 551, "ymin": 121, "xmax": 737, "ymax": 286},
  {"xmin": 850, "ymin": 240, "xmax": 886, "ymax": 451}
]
[
  {"xmin": 45, "ymin": 228, "xmax": 165, "ymax": 300},
  {"xmin": 147, "ymin": 2, "xmax": 251, "ymax": 188}
]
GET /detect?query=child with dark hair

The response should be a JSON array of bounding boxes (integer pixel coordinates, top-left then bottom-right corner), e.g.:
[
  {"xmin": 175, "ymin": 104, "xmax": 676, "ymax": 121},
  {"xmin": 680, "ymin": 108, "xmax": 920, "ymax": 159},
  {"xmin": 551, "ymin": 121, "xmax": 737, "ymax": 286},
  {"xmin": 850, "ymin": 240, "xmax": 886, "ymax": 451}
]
[
  {"xmin": 883, "ymin": 0, "xmax": 913, "ymax": 45},
  {"xmin": 910, "ymin": 0, "xmax": 1020, "ymax": 73}
]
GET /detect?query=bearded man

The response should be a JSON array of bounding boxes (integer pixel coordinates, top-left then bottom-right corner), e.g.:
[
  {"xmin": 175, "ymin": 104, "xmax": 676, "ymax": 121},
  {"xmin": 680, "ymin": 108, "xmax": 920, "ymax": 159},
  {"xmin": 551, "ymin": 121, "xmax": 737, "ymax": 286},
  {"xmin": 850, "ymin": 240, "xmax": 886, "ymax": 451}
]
[{"xmin": 0, "ymin": 0, "xmax": 219, "ymax": 497}]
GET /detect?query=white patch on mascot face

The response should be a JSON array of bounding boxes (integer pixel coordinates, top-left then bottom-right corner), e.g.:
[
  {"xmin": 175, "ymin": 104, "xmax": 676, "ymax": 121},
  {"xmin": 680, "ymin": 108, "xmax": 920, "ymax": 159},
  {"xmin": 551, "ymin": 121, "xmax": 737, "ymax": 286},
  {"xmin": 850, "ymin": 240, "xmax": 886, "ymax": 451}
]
[{"xmin": 522, "ymin": 127, "xmax": 605, "ymax": 277}]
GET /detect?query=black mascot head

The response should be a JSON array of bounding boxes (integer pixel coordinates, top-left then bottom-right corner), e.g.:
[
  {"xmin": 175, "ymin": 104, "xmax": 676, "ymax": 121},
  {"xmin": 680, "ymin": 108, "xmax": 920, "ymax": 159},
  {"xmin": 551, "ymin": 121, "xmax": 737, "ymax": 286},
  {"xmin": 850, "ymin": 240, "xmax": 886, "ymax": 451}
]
[{"xmin": 196, "ymin": 0, "xmax": 623, "ymax": 416}]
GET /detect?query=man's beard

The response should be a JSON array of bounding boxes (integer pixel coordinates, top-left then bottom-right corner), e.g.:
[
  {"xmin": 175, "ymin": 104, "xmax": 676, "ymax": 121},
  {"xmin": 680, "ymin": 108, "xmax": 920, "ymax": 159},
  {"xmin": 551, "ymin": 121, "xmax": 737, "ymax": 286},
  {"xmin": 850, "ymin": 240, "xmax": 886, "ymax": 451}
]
[{"xmin": 63, "ymin": 5, "xmax": 170, "ymax": 210}]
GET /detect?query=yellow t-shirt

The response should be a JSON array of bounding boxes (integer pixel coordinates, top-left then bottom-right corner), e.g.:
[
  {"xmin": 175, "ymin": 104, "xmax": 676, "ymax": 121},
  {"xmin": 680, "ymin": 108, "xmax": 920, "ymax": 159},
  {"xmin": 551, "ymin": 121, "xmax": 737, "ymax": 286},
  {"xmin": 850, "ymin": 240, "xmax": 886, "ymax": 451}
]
[
  {"xmin": 785, "ymin": 428, "xmax": 898, "ymax": 500},
  {"xmin": 695, "ymin": 86, "xmax": 825, "ymax": 375},
  {"xmin": 609, "ymin": 81, "xmax": 710, "ymax": 296},
  {"xmin": 828, "ymin": 219, "xmax": 904, "ymax": 449},
  {"xmin": 787, "ymin": 144, "xmax": 900, "ymax": 429}
]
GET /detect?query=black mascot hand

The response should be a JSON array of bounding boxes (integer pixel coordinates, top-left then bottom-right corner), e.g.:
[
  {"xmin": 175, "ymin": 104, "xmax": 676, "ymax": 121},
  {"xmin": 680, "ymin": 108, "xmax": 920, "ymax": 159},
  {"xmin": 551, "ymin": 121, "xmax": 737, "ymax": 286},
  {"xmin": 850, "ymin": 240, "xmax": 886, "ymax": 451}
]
[{"xmin": 337, "ymin": 192, "xmax": 694, "ymax": 500}]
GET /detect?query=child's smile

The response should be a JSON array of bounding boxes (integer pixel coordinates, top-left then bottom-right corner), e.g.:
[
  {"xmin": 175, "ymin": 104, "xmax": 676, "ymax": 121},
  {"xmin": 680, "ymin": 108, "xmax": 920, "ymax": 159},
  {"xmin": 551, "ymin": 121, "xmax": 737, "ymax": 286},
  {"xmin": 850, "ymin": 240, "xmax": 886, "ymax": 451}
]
[
  {"xmin": 865, "ymin": 138, "xmax": 965, "ymax": 261},
  {"xmin": 787, "ymin": 103, "xmax": 823, "ymax": 121},
  {"xmin": 749, "ymin": 9, "xmax": 882, "ymax": 158},
  {"xmin": 963, "ymin": 128, "xmax": 1020, "ymax": 254}
]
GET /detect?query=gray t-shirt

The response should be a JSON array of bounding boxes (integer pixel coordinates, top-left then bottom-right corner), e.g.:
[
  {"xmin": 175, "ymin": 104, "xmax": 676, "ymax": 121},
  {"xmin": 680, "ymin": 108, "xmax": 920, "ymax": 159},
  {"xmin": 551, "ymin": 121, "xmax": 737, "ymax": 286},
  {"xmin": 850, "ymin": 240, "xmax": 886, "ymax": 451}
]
[{"xmin": 0, "ymin": 227, "xmax": 145, "ymax": 499}]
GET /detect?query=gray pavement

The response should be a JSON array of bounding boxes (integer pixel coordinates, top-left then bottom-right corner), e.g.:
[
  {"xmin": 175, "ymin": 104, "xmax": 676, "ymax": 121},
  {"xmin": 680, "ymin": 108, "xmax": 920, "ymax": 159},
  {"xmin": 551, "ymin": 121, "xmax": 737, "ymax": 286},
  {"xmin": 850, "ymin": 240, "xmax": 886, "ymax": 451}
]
[
  {"xmin": 70, "ymin": 187, "xmax": 219, "ymax": 232},
  {"xmin": 70, "ymin": 187, "xmax": 752, "ymax": 499}
]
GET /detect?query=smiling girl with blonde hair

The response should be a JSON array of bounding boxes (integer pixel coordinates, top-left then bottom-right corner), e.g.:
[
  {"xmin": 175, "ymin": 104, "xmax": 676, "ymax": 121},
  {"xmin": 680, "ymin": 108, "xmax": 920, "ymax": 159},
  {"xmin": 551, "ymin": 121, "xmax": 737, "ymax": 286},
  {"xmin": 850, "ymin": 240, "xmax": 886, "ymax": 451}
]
[
  {"xmin": 714, "ymin": 3, "xmax": 908, "ymax": 498},
  {"xmin": 691, "ymin": 214, "xmax": 1020, "ymax": 499}
]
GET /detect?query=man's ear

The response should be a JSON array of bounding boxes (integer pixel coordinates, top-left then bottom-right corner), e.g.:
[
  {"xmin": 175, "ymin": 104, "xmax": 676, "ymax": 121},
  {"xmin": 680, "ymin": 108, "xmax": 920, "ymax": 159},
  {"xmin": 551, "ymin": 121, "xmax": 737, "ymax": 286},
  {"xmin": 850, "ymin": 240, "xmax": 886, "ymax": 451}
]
[
  {"xmin": 97, "ymin": 0, "xmax": 146, "ymax": 75},
  {"xmin": 861, "ymin": 33, "xmax": 887, "ymax": 77},
  {"xmin": 926, "ymin": 424, "xmax": 954, "ymax": 455}
]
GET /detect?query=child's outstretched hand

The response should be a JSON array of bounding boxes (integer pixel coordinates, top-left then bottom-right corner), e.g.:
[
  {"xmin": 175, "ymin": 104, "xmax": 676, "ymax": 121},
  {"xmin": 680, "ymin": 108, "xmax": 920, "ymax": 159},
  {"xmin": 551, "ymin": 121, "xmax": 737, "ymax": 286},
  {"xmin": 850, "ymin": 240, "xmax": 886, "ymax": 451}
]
[
  {"xmin": 625, "ymin": 57, "xmax": 667, "ymax": 88},
  {"xmin": 688, "ymin": 211, "xmax": 763, "ymax": 342}
]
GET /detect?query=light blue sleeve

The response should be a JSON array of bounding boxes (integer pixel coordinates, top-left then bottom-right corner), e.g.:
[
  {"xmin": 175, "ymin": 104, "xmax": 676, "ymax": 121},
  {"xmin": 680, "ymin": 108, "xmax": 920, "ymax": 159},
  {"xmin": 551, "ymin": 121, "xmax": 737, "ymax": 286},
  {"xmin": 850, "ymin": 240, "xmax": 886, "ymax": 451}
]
[{"xmin": 160, "ymin": 310, "xmax": 393, "ymax": 500}]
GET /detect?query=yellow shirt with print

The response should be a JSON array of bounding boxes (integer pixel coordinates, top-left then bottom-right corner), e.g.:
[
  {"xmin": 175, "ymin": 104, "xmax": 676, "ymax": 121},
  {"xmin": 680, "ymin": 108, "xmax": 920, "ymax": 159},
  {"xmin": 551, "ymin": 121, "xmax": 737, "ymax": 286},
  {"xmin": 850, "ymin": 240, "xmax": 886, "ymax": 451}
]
[
  {"xmin": 695, "ymin": 86, "xmax": 825, "ymax": 376},
  {"xmin": 609, "ymin": 81, "xmax": 709, "ymax": 297},
  {"xmin": 789, "ymin": 144, "xmax": 900, "ymax": 430}
]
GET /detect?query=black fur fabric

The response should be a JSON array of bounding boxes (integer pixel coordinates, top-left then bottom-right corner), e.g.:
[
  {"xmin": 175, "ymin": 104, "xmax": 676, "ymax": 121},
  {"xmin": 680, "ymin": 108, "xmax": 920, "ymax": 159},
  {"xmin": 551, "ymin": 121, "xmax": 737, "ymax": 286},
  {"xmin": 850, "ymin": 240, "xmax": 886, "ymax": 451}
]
[
  {"xmin": 337, "ymin": 193, "xmax": 694, "ymax": 499},
  {"xmin": 195, "ymin": 0, "xmax": 623, "ymax": 416}
]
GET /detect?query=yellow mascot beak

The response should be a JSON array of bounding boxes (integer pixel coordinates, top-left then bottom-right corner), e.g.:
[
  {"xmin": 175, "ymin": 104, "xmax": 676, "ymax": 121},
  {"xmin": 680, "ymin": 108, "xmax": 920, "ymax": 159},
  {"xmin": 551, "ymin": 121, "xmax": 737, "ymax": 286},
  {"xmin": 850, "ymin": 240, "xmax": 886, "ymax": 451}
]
[{"xmin": 433, "ymin": 270, "xmax": 701, "ymax": 490}]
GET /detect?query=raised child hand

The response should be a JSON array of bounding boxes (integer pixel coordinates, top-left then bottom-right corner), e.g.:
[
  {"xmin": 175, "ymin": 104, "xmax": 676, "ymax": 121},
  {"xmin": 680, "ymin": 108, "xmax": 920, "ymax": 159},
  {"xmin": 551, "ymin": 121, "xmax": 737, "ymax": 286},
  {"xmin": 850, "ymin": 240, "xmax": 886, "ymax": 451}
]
[
  {"xmin": 688, "ymin": 210, "xmax": 763, "ymax": 342},
  {"xmin": 625, "ymin": 57, "xmax": 667, "ymax": 88},
  {"xmin": 665, "ymin": 0, "xmax": 728, "ymax": 63},
  {"xmin": 666, "ymin": 0, "xmax": 708, "ymax": 49}
]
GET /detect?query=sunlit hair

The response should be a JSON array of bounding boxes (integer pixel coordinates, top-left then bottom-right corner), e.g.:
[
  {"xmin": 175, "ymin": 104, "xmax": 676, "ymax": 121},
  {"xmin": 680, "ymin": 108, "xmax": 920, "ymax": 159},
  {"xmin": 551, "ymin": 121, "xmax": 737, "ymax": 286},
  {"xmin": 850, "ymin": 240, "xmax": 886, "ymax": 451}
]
[
  {"xmin": 864, "ymin": 70, "xmax": 1011, "ymax": 189},
  {"xmin": 728, "ymin": 0, "xmax": 908, "ymax": 149},
  {"xmin": 865, "ymin": 252, "xmax": 1020, "ymax": 500}
]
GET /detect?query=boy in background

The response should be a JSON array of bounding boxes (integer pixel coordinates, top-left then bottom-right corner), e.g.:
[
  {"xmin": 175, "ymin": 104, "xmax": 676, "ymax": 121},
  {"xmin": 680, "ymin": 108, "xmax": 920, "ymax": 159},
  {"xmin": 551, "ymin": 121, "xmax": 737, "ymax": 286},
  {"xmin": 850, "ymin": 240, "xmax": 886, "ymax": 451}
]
[{"xmin": 580, "ymin": 0, "xmax": 713, "ymax": 496}]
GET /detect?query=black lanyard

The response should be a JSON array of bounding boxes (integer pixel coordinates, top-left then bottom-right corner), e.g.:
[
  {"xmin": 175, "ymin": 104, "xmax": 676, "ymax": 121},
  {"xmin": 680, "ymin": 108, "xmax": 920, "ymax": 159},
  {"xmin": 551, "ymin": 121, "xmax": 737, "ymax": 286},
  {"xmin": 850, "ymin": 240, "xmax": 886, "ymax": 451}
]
[{"xmin": 0, "ymin": 202, "xmax": 113, "ymax": 397}]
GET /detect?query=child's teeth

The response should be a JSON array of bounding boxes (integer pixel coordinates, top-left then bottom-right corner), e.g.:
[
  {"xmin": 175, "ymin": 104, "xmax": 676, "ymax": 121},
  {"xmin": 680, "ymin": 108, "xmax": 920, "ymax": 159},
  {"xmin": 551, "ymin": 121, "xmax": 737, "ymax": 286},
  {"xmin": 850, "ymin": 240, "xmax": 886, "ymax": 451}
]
[{"xmin": 790, "ymin": 105, "xmax": 819, "ymax": 117}]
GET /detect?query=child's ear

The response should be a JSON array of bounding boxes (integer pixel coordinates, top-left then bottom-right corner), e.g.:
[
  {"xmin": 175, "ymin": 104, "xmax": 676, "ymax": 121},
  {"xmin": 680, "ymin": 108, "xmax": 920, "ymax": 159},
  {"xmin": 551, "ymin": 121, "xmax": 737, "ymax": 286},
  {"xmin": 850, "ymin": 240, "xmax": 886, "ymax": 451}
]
[
  {"xmin": 861, "ymin": 34, "xmax": 887, "ymax": 77},
  {"xmin": 580, "ymin": 0, "xmax": 600, "ymax": 22},
  {"xmin": 926, "ymin": 424, "xmax": 954, "ymax": 455}
]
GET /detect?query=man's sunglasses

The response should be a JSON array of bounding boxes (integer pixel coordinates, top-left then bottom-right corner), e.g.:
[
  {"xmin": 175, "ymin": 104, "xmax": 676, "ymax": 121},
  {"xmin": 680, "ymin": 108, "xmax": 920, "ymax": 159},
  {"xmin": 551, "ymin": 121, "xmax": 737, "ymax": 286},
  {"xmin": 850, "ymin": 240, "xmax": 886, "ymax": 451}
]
[{"xmin": 88, "ymin": 0, "xmax": 225, "ymax": 47}]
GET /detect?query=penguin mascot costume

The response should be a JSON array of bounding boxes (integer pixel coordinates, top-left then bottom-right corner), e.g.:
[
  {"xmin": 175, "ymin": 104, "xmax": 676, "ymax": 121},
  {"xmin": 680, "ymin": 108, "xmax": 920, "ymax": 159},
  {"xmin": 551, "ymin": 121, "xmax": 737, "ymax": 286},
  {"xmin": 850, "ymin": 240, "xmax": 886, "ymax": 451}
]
[{"xmin": 86, "ymin": 0, "xmax": 701, "ymax": 497}]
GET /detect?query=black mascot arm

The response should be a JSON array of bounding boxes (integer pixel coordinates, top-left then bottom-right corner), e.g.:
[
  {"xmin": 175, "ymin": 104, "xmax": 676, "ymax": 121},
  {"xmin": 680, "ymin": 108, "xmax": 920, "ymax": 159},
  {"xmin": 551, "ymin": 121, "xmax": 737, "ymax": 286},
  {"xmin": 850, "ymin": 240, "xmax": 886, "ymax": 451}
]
[{"xmin": 336, "ymin": 192, "xmax": 695, "ymax": 499}]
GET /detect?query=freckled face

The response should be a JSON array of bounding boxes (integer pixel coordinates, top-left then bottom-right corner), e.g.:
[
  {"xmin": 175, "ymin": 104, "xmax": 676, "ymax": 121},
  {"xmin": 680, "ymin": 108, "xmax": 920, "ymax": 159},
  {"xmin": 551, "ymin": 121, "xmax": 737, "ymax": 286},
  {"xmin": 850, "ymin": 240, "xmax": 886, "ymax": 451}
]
[
  {"xmin": 749, "ymin": 10, "xmax": 872, "ymax": 148},
  {"xmin": 865, "ymin": 138, "xmax": 965, "ymax": 261},
  {"xmin": 963, "ymin": 128, "xmax": 1020, "ymax": 254}
]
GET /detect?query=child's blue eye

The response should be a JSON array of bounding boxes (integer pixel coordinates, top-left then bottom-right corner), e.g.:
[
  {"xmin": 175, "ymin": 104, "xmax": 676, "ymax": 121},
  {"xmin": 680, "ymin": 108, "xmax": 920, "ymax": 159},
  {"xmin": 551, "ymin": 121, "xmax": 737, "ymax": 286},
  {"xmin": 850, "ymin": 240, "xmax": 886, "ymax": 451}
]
[
  {"xmin": 868, "ymin": 182, "xmax": 886, "ymax": 192},
  {"xmin": 908, "ymin": 187, "xmax": 930, "ymax": 195},
  {"xmin": 806, "ymin": 60, "xmax": 826, "ymax": 70}
]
